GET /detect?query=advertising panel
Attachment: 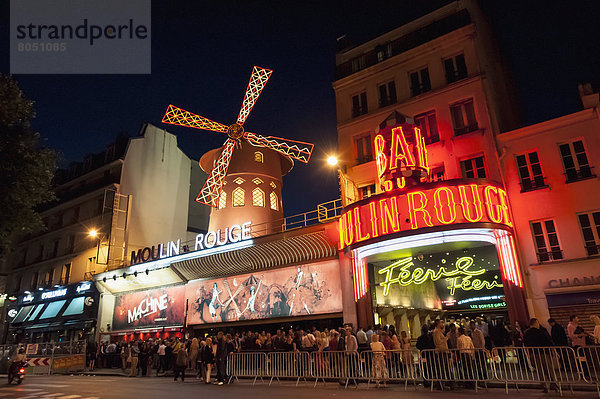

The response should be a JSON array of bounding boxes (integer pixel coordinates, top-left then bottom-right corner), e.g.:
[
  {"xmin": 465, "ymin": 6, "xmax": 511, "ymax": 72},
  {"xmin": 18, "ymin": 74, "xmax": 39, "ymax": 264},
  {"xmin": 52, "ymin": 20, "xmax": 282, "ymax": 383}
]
[
  {"xmin": 112, "ymin": 285, "xmax": 185, "ymax": 331},
  {"xmin": 186, "ymin": 260, "xmax": 342, "ymax": 325},
  {"xmin": 372, "ymin": 245, "xmax": 506, "ymax": 311}
]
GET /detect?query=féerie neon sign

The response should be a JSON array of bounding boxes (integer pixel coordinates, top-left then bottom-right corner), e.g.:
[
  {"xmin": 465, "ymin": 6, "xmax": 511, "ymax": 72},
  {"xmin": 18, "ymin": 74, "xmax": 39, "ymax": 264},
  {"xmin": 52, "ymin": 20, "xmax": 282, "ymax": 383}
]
[{"xmin": 378, "ymin": 256, "xmax": 503, "ymax": 296}]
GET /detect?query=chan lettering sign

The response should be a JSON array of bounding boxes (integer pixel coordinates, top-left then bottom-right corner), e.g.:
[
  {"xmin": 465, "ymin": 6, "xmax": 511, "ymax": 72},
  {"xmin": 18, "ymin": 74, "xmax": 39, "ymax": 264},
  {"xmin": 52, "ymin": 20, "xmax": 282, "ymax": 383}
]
[{"xmin": 339, "ymin": 179, "xmax": 512, "ymax": 250}]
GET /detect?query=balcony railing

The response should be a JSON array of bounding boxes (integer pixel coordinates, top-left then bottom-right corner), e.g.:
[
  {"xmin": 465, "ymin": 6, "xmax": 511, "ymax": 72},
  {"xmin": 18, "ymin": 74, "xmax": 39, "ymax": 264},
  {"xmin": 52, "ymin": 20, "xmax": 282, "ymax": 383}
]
[
  {"xmin": 519, "ymin": 177, "xmax": 549, "ymax": 192},
  {"xmin": 585, "ymin": 244, "xmax": 600, "ymax": 257},
  {"xmin": 536, "ymin": 249, "xmax": 563, "ymax": 263},
  {"xmin": 564, "ymin": 166, "xmax": 596, "ymax": 183},
  {"xmin": 453, "ymin": 123, "xmax": 479, "ymax": 136}
]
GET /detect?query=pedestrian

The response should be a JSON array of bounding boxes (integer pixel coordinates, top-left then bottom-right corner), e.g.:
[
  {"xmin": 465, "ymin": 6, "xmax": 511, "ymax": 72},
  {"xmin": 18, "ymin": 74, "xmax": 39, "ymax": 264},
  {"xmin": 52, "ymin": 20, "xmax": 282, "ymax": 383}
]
[
  {"xmin": 129, "ymin": 341, "xmax": 139, "ymax": 377},
  {"xmin": 416, "ymin": 324, "xmax": 434, "ymax": 388},
  {"xmin": 120, "ymin": 342, "xmax": 128, "ymax": 371},
  {"xmin": 189, "ymin": 338, "xmax": 199, "ymax": 369},
  {"xmin": 457, "ymin": 327, "xmax": 475, "ymax": 388},
  {"xmin": 567, "ymin": 315, "xmax": 586, "ymax": 349},
  {"xmin": 524, "ymin": 318, "xmax": 557, "ymax": 393},
  {"xmin": 370, "ymin": 334, "xmax": 388, "ymax": 387},
  {"xmin": 548, "ymin": 318, "xmax": 568, "ymax": 346},
  {"xmin": 87, "ymin": 340, "xmax": 97, "ymax": 372},
  {"xmin": 201, "ymin": 338, "xmax": 214, "ymax": 384},
  {"xmin": 174, "ymin": 344, "xmax": 188, "ymax": 382},
  {"xmin": 591, "ymin": 315, "xmax": 600, "ymax": 344},
  {"xmin": 138, "ymin": 341, "xmax": 149, "ymax": 377},
  {"xmin": 357, "ymin": 327, "xmax": 368, "ymax": 351},
  {"xmin": 215, "ymin": 332, "xmax": 227, "ymax": 385}
]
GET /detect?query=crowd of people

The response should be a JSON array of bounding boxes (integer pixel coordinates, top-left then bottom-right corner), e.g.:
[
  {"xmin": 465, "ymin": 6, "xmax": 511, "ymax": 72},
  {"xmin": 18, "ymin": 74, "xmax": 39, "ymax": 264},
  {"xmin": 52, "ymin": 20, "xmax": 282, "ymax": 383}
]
[{"xmin": 86, "ymin": 314, "xmax": 600, "ymax": 390}]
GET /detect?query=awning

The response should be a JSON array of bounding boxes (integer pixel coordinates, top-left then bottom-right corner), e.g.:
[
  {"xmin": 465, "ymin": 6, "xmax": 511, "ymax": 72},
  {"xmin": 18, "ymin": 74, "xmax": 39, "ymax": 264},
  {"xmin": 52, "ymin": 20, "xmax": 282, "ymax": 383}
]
[{"xmin": 171, "ymin": 227, "xmax": 338, "ymax": 281}]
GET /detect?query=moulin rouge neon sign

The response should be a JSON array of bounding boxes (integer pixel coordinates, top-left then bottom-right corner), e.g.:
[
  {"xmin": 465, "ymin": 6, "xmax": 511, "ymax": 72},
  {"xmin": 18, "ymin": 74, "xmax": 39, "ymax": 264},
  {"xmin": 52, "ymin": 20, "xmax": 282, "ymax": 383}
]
[{"xmin": 339, "ymin": 181, "xmax": 512, "ymax": 250}]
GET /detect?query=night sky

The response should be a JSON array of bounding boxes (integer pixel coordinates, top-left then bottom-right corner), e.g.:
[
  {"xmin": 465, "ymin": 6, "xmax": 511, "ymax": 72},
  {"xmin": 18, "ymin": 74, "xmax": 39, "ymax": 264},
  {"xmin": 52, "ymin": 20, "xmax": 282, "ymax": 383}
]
[{"xmin": 2, "ymin": 1, "xmax": 600, "ymax": 217}]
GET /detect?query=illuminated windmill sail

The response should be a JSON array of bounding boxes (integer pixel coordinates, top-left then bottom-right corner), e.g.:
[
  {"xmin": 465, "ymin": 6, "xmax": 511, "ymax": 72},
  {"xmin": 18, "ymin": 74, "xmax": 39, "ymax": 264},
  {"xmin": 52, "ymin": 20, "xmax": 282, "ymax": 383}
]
[{"xmin": 162, "ymin": 66, "xmax": 314, "ymax": 207}]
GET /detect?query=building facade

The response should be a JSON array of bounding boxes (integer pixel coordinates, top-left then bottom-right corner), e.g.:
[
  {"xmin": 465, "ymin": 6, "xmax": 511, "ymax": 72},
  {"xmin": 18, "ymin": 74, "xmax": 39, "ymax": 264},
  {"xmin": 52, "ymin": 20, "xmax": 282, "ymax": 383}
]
[
  {"xmin": 332, "ymin": 1, "xmax": 526, "ymax": 337},
  {"xmin": 498, "ymin": 87, "xmax": 600, "ymax": 333},
  {"xmin": 4, "ymin": 124, "xmax": 209, "ymax": 343}
]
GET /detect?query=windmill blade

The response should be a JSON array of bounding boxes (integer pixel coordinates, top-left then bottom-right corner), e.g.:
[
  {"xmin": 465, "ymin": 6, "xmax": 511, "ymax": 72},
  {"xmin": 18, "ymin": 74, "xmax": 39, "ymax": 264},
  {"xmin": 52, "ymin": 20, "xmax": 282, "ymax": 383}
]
[
  {"xmin": 245, "ymin": 132, "xmax": 314, "ymax": 163},
  {"xmin": 236, "ymin": 66, "xmax": 273, "ymax": 125},
  {"xmin": 162, "ymin": 104, "xmax": 228, "ymax": 133},
  {"xmin": 196, "ymin": 139, "xmax": 237, "ymax": 207}
]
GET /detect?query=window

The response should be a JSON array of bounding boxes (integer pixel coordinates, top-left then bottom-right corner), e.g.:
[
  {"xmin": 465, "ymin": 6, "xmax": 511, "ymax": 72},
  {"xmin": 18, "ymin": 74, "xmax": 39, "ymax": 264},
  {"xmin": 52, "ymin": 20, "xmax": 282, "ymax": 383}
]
[
  {"xmin": 44, "ymin": 269, "xmax": 54, "ymax": 286},
  {"xmin": 252, "ymin": 177, "xmax": 263, "ymax": 185},
  {"xmin": 62, "ymin": 297, "xmax": 85, "ymax": 316},
  {"xmin": 376, "ymin": 43, "xmax": 392, "ymax": 62},
  {"xmin": 351, "ymin": 55, "xmax": 366, "ymax": 73},
  {"xmin": 444, "ymin": 53, "xmax": 468, "ymax": 83},
  {"xmin": 61, "ymin": 263, "xmax": 71, "ymax": 285},
  {"xmin": 252, "ymin": 188, "xmax": 265, "ymax": 207},
  {"xmin": 270, "ymin": 192, "xmax": 279, "ymax": 211},
  {"xmin": 233, "ymin": 177, "xmax": 245, "ymax": 185},
  {"xmin": 13, "ymin": 274, "xmax": 22, "ymax": 293},
  {"xmin": 414, "ymin": 111, "xmax": 440, "ymax": 144},
  {"xmin": 516, "ymin": 151, "xmax": 547, "ymax": 191},
  {"xmin": 30, "ymin": 272, "xmax": 38, "ymax": 290},
  {"xmin": 72, "ymin": 206, "xmax": 80, "ymax": 223},
  {"xmin": 409, "ymin": 67, "xmax": 431, "ymax": 96},
  {"xmin": 355, "ymin": 134, "xmax": 373, "ymax": 164},
  {"xmin": 359, "ymin": 184, "xmax": 376, "ymax": 200},
  {"xmin": 531, "ymin": 220, "xmax": 563, "ymax": 262},
  {"xmin": 378, "ymin": 81, "xmax": 397, "ymax": 108},
  {"xmin": 12, "ymin": 306, "xmax": 34, "ymax": 323},
  {"xmin": 52, "ymin": 240, "xmax": 59, "ymax": 258},
  {"xmin": 218, "ymin": 191, "xmax": 227, "ymax": 210},
  {"xmin": 460, "ymin": 156, "xmax": 486, "ymax": 178},
  {"xmin": 254, "ymin": 151, "xmax": 263, "ymax": 163},
  {"xmin": 67, "ymin": 235, "xmax": 75, "ymax": 253},
  {"xmin": 105, "ymin": 143, "xmax": 116, "ymax": 162},
  {"xmin": 232, "ymin": 187, "xmax": 245, "ymax": 207},
  {"xmin": 450, "ymin": 99, "xmax": 478, "ymax": 135},
  {"xmin": 26, "ymin": 304, "xmax": 44, "ymax": 322},
  {"xmin": 37, "ymin": 243, "xmax": 44, "ymax": 261},
  {"xmin": 559, "ymin": 140, "xmax": 594, "ymax": 182},
  {"xmin": 352, "ymin": 92, "xmax": 368, "ymax": 118},
  {"xmin": 578, "ymin": 211, "xmax": 600, "ymax": 256},
  {"xmin": 39, "ymin": 300, "xmax": 66, "ymax": 320},
  {"xmin": 429, "ymin": 165, "xmax": 446, "ymax": 182}
]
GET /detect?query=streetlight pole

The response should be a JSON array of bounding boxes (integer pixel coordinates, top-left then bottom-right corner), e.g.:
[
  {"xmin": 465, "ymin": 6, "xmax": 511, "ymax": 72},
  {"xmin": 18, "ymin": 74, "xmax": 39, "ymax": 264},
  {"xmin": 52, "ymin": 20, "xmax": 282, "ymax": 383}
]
[{"xmin": 327, "ymin": 156, "xmax": 359, "ymax": 206}]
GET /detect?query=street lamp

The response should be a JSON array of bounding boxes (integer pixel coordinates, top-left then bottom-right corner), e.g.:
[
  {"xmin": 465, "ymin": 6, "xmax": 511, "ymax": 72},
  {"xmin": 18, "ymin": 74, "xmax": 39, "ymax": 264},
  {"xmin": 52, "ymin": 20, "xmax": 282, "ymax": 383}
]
[
  {"xmin": 88, "ymin": 229, "xmax": 98, "ymax": 238},
  {"xmin": 326, "ymin": 155, "xmax": 358, "ymax": 206}
]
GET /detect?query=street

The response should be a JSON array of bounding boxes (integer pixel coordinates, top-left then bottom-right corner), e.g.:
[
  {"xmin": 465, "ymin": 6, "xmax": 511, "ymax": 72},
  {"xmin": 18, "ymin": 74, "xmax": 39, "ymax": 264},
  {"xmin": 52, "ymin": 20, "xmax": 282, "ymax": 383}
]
[{"xmin": 0, "ymin": 375, "xmax": 598, "ymax": 399}]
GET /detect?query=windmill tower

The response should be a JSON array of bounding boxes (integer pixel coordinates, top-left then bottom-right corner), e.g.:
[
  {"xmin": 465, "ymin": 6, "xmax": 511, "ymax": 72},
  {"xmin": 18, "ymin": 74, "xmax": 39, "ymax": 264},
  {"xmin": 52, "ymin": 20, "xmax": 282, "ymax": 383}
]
[{"xmin": 161, "ymin": 66, "xmax": 313, "ymax": 237}]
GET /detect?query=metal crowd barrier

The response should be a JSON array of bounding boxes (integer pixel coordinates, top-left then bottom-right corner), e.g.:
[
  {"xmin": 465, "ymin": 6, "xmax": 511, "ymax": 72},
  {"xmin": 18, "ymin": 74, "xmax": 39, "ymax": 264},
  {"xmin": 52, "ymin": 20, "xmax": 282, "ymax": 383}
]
[
  {"xmin": 361, "ymin": 349, "xmax": 419, "ymax": 389},
  {"xmin": 578, "ymin": 346, "xmax": 600, "ymax": 396},
  {"xmin": 268, "ymin": 351, "xmax": 310, "ymax": 386},
  {"xmin": 493, "ymin": 346, "xmax": 580, "ymax": 395},
  {"xmin": 311, "ymin": 350, "xmax": 360, "ymax": 388},
  {"xmin": 225, "ymin": 346, "xmax": 600, "ymax": 395},
  {"xmin": 420, "ymin": 348, "xmax": 492, "ymax": 392},
  {"xmin": 227, "ymin": 352, "xmax": 267, "ymax": 385}
]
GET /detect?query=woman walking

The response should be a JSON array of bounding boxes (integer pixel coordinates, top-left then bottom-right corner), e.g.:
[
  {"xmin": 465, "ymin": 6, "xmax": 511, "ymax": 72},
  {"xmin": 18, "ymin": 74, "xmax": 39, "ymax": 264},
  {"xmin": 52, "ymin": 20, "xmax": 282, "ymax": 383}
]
[
  {"xmin": 200, "ymin": 337, "xmax": 215, "ymax": 384},
  {"xmin": 189, "ymin": 338, "xmax": 199, "ymax": 370},
  {"xmin": 370, "ymin": 334, "xmax": 389, "ymax": 387}
]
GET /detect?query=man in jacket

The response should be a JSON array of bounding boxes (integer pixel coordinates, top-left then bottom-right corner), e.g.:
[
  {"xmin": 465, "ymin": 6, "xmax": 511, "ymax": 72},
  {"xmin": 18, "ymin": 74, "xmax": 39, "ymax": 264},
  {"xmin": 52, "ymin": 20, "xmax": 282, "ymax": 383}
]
[{"xmin": 524, "ymin": 318, "xmax": 557, "ymax": 393}]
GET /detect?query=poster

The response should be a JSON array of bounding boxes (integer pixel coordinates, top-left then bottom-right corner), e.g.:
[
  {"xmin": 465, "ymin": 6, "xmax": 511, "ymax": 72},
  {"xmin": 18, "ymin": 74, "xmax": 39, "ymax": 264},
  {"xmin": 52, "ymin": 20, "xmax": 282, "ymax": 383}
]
[
  {"xmin": 112, "ymin": 285, "xmax": 185, "ymax": 331},
  {"xmin": 186, "ymin": 260, "xmax": 342, "ymax": 325}
]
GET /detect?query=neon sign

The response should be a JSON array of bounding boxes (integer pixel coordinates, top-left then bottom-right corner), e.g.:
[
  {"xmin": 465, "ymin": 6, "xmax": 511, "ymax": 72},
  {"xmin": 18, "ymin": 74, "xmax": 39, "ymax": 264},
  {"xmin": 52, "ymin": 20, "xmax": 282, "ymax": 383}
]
[
  {"xmin": 41, "ymin": 288, "xmax": 67, "ymax": 300},
  {"xmin": 378, "ymin": 256, "xmax": 503, "ymax": 296},
  {"xmin": 130, "ymin": 222, "xmax": 252, "ymax": 265},
  {"xmin": 339, "ymin": 180, "xmax": 512, "ymax": 251},
  {"xmin": 374, "ymin": 124, "xmax": 429, "ymax": 191}
]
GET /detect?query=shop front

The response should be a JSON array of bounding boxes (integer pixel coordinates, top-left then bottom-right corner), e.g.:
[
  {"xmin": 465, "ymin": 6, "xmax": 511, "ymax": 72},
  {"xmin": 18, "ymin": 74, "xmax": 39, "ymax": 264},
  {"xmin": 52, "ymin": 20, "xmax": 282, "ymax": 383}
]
[
  {"xmin": 101, "ymin": 284, "xmax": 185, "ymax": 342},
  {"xmin": 339, "ymin": 179, "xmax": 528, "ymax": 337},
  {"xmin": 6, "ymin": 281, "xmax": 99, "ymax": 343}
]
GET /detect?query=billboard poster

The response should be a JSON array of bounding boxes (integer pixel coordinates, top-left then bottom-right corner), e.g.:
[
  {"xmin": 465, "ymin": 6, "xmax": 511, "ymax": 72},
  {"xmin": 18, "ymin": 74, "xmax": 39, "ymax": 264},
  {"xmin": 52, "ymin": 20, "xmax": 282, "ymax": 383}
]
[
  {"xmin": 186, "ymin": 260, "xmax": 342, "ymax": 325},
  {"xmin": 112, "ymin": 285, "xmax": 185, "ymax": 331}
]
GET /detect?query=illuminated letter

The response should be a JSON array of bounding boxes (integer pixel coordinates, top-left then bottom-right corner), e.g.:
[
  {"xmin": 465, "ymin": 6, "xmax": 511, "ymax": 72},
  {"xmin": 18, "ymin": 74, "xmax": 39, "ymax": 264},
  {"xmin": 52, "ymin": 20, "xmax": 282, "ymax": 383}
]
[
  {"xmin": 338, "ymin": 217, "xmax": 345, "ymax": 250},
  {"xmin": 369, "ymin": 201, "xmax": 379, "ymax": 238},
  {"xmin": 433, "ymin": 187, "xmax": 457, "ymax": 224},
  {"xmin": 389, "ymin": 126, "xmax": 415, "ymax": 171},
  {"xmin": 354, "ymin": 207, "xmax": 370, "ymax": 242},
  {"xmin": 484, "ymin": 186, "xmax": 503, "ymax": 223},
  {"xmin": 413, "ymin": 127, "xmax": 429, "ymax": 172},
  {"xmin": 374, "ymin": 134, "xmax": 387, "ymax": 178},
  {"xmin": 241, "ymin": 222, "xmax": 252, "ymax": 240},
  {"xmin": 407, "ymin": 191, "xmax": 433, "ymax": 229},
  {"xmin": 204, "ymin": 231, "xmax": 217, "ymax": 248},
  {"xmin": 379, "ymin": 197, "xmax": 400, "ymax": 235},
  {"xmin": 498, "ymin": 188, "xmax": 513, "ymax": 227},
  {"xmin": 216, "ymin": 229, "xmax": 228, "ymax": 246},
  {"xmin": 341, "ymin": 211, "xmax": 354, "ymax": 247},
  {"xmin": 229, "ymin": 225, "xmax": 241, "ymax": 243},
  {"xmin": 458, "ymin": 184, "xmax": 484, "ymax": 223},
  {"xmin": 194, "ymin": 234, "xmax": 204, "ymax": 250},
  {"xmin": 169, "ymin": 239, "xmax": 180, "ymax": 256}
]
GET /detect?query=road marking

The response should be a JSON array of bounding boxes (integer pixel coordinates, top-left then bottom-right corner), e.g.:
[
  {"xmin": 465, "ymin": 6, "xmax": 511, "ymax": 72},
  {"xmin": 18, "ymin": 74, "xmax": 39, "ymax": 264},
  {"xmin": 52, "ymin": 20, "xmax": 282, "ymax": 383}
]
[
  {"xmin": 22, "ymin": 384, "xmax": 69, "ymax": 388},
  {"xmin": 41, "ymin": 394, "xmax": 66, "ymax": 398},
  {"xmin": 57, "ymin": 395, "xmax": 82, "ymax": 399}
]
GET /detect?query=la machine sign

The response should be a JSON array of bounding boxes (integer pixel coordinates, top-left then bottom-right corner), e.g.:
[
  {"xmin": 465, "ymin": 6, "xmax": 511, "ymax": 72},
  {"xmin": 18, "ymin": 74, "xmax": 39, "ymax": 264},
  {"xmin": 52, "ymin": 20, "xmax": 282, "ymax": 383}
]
[
  {"xmin": 130, "ymin": 221, "xmax": 252, "ymax": 265},
  {"xmin": 112, "ymin": 285, "xmax": 185, "ymax": 330}
]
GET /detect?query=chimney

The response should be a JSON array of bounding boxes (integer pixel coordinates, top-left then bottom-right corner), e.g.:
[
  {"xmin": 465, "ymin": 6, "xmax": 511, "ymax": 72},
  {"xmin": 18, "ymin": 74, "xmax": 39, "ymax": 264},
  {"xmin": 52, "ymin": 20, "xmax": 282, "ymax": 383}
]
[{"xmin": 578, "ymin": 83, "xmax": 599, "ymax": 109}]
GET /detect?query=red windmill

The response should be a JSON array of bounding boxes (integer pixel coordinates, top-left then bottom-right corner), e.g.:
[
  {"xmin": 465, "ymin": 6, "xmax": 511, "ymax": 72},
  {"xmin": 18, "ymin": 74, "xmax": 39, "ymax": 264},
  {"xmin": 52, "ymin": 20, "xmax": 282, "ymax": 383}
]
[{"xmin": 161, "ymin": 66, "xmax": 314, "ymax": 207}]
